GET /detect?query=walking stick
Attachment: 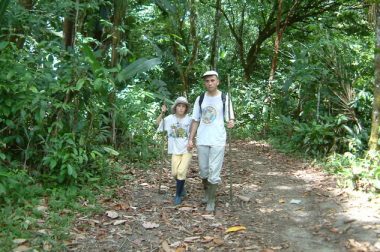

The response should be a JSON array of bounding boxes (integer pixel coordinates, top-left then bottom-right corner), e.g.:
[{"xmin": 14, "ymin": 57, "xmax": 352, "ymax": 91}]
[
  {"xmin": 158, "ymin": 103, "xmax": 166, "ymax": 193},
  {"xmin": 227, "ymin": 75, "xmax": 233, "ymax": 205}
]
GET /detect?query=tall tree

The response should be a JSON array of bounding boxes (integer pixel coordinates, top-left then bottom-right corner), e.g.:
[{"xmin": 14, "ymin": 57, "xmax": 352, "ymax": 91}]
[
  {"xmin": 210, "ymin": 0, "xmax": 221, "ymax": 70},
  {"xmin": 369, "ymin": 4, "xmax": 380, "ymax": 150},
  {"xmin": 111, "ymin": 0, "xmax": 127, "ymax": 67},
  {"xmin": 63, "ymin": 0, "xmax": 76, "ymax": 50},
  {"xmin": 110, "ymin": 0, "xmax": 128, "ymax": 146}
]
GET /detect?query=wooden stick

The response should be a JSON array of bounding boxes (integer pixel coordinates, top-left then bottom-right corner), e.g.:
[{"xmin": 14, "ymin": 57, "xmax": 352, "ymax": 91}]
[
  {"xmin": 227, "ymin": 74, "xmax": 233, "ymax": 204},
  {"xmin": 158, "ymin": 103, "xmax": 166, "ymax": 193}
]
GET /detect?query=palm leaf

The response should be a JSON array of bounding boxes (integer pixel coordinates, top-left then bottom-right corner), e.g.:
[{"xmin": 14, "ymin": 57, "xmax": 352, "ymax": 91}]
[{"xmin": 117, "ymin": 58, "xmax": 161, "ymax": 82}]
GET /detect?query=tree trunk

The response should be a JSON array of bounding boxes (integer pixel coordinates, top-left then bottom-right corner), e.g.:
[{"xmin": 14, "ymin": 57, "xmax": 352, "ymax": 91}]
[
  {"xmin": 369, "ymin": 4, "xmax": 380, "ymax": 150},
  {"xmin": 183, "ymin": 0, "xmax": 199, "ymax": 95},
  {"xmin": 111, "ymin": 0, "xmax": 126, "ymax": 67},
  {"xmin": 110, "ymin": 0, "xmax": 127, "ymax": 146},
  {"xmin": 63, "ymin": 1, "xmax": 75, "ymax": 50},
  {"xmin": 210, "ymin": 0, "xmax": 221, "ymax": 70}
]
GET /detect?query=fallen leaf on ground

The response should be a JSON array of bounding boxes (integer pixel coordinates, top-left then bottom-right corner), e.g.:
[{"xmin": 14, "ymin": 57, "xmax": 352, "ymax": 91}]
[
  {"xmin": 270, "ymin": 246, "xmax": 282, "ymax": 250},
  {"xmin": 279, "ymin": 199, "xmax": 285, "ymax": 203},
  {"xmin": 237, "ymin": 195, "xmax": 250, "ymax": 202},
  {"xmin": 142, "ymin": 222, "xmax": 159, "ymax": 229},
  {"xmin": 13, "ymin": 245, "xmax": 31, "ymax": 252},
  {"xmin": 213, "ymin": 237, "xmax": 224, "ymax": 245},
  {"xmin": 169, "ymin": 241, "xmax": 181, "ymax": 247},
  {"xmin": 184, "ymin": 236, "xmax": 200, "ymax": 242},
  {"xmin": 225, "ymin": 225, "xmax": 246, "ymax": 233},
  {"xmin": 161, "ymin": 240, "xmax": 173, "ymax": 252},
  {"xmin": 210, "ymin": 222, "xmax": 222, "ymax": 227},
  {"xmin": 36, "ymin": 206, "xmax": 48, "ymax": 212},
  {"xmin": 258, "ymin": 208, "xmax": 274, "ymax": 213},
  {"xmin": 345, "ymin": 238, "xmax": 369, "ymax": 251},
  {"xmin": 202, "ymin": 214, "xmax": 215, "ymax": 220},
  {"xmin": 37, "ymin": 229, "xmax": 49, "ymax": 235},
  {"xmin": 113, "ymin": 220, "xmax": 127, "ymax": 225},
  {"xmin": 113, "ymin": 203, "xmax": 129, "ymax": 210},
  {"xmin": 178, "ymin": 207, "xmax": 193, "ymax": 211},
  {"xmin": 106, "ymin": 210, "xmax": 118, "ymax": 219},
  {"xmin": 290, "ymin": 199, "xmax": 302, "ymax": 204},
  {"xmin": 330, "ymin": 227, "xmax": 339, "ymax": 233},
  {"xmin": 175, "ymin": 247, "xmax": 186, "ymax": 252},
  {"xmin": 201, "ymin": 236, "xmax": 214, "ymax": 243},
  {"xmin": 13, "ymin": 239, "xmax": 27, "ymax": 245},
  {"xmin": 43, "ymin": 241, "xmax": 52, "ymax": 251}
]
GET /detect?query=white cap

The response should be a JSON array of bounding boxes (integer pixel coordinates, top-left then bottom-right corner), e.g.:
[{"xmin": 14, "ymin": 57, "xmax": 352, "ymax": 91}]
[{"xmin": 202, "ymin": 70, "xmax": 218, "ymax": 78}]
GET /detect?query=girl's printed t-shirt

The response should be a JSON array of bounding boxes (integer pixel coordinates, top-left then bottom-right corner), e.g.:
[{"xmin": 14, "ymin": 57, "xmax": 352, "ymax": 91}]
[{"xmin": 158, "ymin": 114, "xmax": 192, "ymax": 154}]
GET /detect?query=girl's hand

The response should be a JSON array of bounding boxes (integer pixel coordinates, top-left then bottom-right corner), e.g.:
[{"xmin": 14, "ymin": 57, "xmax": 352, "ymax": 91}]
[{"xmin": 161, "ymin": 104, "xmax": 167, "ymax": 113}]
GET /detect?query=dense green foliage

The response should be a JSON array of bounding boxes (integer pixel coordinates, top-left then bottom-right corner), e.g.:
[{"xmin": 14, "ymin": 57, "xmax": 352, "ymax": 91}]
[{"xmin": 0, "ymin": 0, "xmax": 379, "ymax": 249}]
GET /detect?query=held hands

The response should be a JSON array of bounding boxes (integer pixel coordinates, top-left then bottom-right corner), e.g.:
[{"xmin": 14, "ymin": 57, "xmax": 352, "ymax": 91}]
[
  {"xmin": 187, "ymin": 139, "xmax": 194, "ymax": 151},
  {"xmin": 227, "ymin": 120, "xmax": 235, "ymax": 129}
]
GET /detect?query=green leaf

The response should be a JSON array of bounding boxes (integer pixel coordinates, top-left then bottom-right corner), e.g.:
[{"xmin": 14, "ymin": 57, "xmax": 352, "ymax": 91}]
[
  {"xmin": 67, "ymin": 164, "xmax": 74, "ymax": 176},
  {"xmin": 88, "ymin": 177, "xmax": 100, "ymax": 182},
  {"xmin": 117, "ymin": 58, "xmax": 161, "ymax": 82},
  {"xmin": 82, "ymin": 44, "xmax": 102, "ymax": 73},
  {"xmin": 50, "ymin": 159, "xmax": 57, "ymax": 169},
  {"xmin": 93, "ymin": 78, "xmax": 103, "ymax": 91},
  {"xmin": 30, "ymin": 86, "xmax": 38, "ymax": 93},
  {"xmin": 90, "ymin": 150, "xmax": 103, "ymax": 159},
  {"xmin": 75, "ymin": 79, "xmax": 85, "ymax": 90},
  {"xmin": 103, "ymin": 146, "xmax": 119, "ymax": 156},
  {"xmin": 0, "ymin": 183, "xmax": 6, "ymax": 194},
  {"xmin": 0, "ymin": 41, "xmax": 8, "ymax": 50}
]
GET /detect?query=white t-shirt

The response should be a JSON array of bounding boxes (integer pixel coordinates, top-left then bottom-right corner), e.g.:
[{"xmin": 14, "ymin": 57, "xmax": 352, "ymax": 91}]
[
  {"xmin": 192, "ymin": 92, "xmax": 234, "ymax": 146},
  {"xmin": 157, "ymin": 114, "xmax": 192, "ymax": 154}
]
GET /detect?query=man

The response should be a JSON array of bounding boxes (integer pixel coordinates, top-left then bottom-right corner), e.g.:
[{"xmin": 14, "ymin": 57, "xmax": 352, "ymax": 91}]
[{"xmin": 188, "ymin": 70, "xmax": 235, "ymax": 211}]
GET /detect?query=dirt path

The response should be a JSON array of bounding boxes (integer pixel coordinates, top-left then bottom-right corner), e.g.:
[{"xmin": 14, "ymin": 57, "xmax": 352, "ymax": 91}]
[{"xmin": 69, "ymin": 141, "xmax": 380, "ymax": 252}]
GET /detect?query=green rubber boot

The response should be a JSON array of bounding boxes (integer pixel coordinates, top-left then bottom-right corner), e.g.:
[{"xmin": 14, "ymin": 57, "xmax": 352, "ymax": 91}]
[
  {"xmin": 206, "ymin": 183, "xmax": 218, "ymax": 212},
  {"xmin": 201, "ymin": 179, "xmax": 208, "ymax": 204}
]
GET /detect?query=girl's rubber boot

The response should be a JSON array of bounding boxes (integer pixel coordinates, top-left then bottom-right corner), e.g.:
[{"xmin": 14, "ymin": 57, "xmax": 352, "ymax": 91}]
[
  {"xmin": 206, "ymin": 183, "xmax": 217, "ymax": 212},
  {"xmin": 174, "ymin": 180, "xmax": 185, "ymax": 205},
  {"xmin": 180, "ymin": 181, "xmax": 186, "ymax": 198}
]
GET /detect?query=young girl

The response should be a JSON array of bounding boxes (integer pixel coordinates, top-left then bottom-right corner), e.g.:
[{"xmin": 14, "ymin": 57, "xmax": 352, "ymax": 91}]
[{"xmin": 156, "ymin": 97, "xmax": 192, "ymax": 205}]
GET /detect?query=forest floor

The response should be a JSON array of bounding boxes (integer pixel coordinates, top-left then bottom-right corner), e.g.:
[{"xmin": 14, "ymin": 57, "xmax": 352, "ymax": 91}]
[{"xmin": 68, "ymin": 140, "xmax": 380, "ymax": 252}]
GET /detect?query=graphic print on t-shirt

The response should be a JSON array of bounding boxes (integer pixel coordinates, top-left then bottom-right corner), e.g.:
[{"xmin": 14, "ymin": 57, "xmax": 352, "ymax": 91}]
[
  {"xmin": 169, "ymin": 123, "xmax": 189, "ymax": 138},
  {"xmin": 201, "ymin": 106, "xmax": 217, "ymax": 124}
]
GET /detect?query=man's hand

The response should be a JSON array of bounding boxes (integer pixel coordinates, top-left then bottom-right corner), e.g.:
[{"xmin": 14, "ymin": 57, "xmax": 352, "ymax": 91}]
[{"xmin": 227, "ymin": 120, "xmax": 235, "ymax": 129}]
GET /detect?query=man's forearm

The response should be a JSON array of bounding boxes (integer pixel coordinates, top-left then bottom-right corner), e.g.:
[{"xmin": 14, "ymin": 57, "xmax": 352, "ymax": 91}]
[{"xmin": 189, "ymin": 120, "xmax": 199, "ymax": 140}]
